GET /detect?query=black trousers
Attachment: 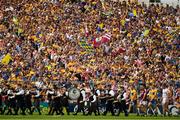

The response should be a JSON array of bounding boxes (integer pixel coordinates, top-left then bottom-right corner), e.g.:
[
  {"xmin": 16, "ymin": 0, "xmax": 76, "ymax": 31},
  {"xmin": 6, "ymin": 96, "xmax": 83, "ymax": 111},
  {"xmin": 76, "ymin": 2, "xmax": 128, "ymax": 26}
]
[
  {"xmin": 48, "ymin": 100, "xmax": 53, "ymax": 115},
  {"xmin": 6, "ymin": 98, "xmax": 16, "ymax": 115},
  {"xmin": 96, "ymin": 101, "xmax": 100, "ymax": 115},
  {"xmin": 62, "ymin": 98, "xmax": 69, "ymax": 115},
  {"xmin": 63, "ymin": 104, "xmax": 70, "ymax": 115},
  {"xmin": 120, "ymin": 100, "xmax": 128, "ymax": 116},
  {"xmin": 52, "ymin": 99, "xmax": 62, "ymax": 115},
  {"xmin": 1, "ymin": 99, "xmax": 8, "ymax": 115},
  {"xmin": 32, "ymin": 98, "xmax": 41, "ymax": 115},
  {"xmin": 88, "ymin": 102, "xmax": 97, "ymax": 115},
  {"xmin": 26, "ymin": 101, "xmax": 32, "ymax": 114},
  {"xmin": 15, "ymin": 99, "xmax": 26, "ymax": 115},
  {"xmin": 74, "ymin": 102, "xmax": 85, "ymax": 115},
  {"xmin": 104, "ymin": 101, "xmax": 114, "ymax": 115}
]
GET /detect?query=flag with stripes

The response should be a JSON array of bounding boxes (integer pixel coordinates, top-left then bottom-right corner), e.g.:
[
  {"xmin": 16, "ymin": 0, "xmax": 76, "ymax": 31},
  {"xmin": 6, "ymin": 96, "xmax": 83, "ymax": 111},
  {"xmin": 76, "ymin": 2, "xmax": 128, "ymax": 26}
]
[
  {"xmin": 79, "ymin": 40, "xmax": 94, "ymax": 53},
  {"xmin": 93, "ymin": 33, "xmax": 111, "ymax": 47}
]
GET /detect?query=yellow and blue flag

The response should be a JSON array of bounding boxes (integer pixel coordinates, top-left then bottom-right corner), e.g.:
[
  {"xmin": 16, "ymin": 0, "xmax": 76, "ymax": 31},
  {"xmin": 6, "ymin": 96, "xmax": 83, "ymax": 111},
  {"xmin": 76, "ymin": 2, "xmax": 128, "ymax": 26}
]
[
  {"xmin": 79, "ymin": 40, "xmax": 94, "ymax": 53},
  {"xmin": 1, "ymin": 53, "xmax": 12, "ymax": 65}
]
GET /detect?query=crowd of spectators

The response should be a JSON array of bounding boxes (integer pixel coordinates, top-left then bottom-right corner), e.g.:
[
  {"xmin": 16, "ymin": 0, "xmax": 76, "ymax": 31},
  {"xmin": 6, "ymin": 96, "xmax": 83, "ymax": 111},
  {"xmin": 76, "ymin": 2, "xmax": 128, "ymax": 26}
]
[{"xmin": 0, "ymin": 0, "xmax": 179, "ymax": 92}]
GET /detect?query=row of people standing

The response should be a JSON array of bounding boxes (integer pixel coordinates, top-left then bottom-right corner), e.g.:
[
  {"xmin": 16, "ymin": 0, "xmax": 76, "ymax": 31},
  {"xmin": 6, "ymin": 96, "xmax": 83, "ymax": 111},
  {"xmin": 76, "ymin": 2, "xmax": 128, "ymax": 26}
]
[
  {"xmin": 0, "ymin": 83, "xmax": 179, "ymax": 116},
  {"xmin": 0, "ymin": 85, "xmax": 72, "ymax": 115},
  {"xmin": 0, "ymin": 84, "xmax": 129, "ymax": 116}
]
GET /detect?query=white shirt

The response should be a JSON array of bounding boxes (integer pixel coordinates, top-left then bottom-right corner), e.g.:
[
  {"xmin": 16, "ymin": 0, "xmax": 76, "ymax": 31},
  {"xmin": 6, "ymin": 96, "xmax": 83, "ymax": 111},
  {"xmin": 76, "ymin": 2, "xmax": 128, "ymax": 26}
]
[
  {"xmin": 26, "ymin": 90, "xmax": 30, "ymax": 95},
  {"xmin": 7, "ymin": 90, "xmax": 15, "ymax": 99},
  {"xmin": 35, "ymin": 90, "xmax": 40, "ymax": 97},
  {"xmin": 7, "ymin": 90, "xmax": 13, "ymax": 95},
  {"xmin": 122, "ymin": 92, "xmax": 128, "ymax": 100},
  {"xmin": 56, "ymin": 91, "xmax": 61, "ymax": 97},
  {"xmin": 109, "ymin": 90, "xmax": 115, "ymax": 96},
  {"xmin": 162, "ymin": 88, "xmax": 169, "ymax": 98},
  {"xmin": 81, "ymin": 90, "xmax": 86, "ymax": 101},
  {"xmin": 96, "ymin": 90, "xmax": 101, "ymax": 96},
  {"xmin": 16, "ymin": 89, "xmax": 24, "ymax": 95},
  {"xmin": 65, "ymin": 91, "xmax": 68, "ymax": 96},
  {"xmin": 46, "ymin": 90, "xmax": 54, "ymax": 95},
  {"xmin": 117, "ymin": 94, "xmax": 121, "ymax": 101},
  {"xmin": 35, "ymin": 81, "xmax": 43, "ymax": 88},
  {"xmin": 91, "ymin": 95, "xmax": 97, "ymax": 103}
]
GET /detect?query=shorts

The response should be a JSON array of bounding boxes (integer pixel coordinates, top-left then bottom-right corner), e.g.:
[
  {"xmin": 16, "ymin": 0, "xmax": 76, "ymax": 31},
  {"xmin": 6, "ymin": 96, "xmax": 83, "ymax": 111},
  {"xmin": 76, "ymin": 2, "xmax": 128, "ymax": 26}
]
[
  {"xmin": 140, "ymin": 101, "xmax": 147, "ymax": 106},
  {"xmin": 151, "ymin": 100, "xmax": 157, "ymax": 108},
  {"xmin": 162, "ymin": 98, "xmax": 169, "ymax": 105}
]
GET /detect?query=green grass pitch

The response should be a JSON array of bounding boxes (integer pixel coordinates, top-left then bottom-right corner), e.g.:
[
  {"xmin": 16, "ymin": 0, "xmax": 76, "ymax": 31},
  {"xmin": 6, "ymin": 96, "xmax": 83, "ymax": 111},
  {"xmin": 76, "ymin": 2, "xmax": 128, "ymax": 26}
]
[{"xmin": 0, "ymin": 113, "xmax": 180, "ymax": 120}]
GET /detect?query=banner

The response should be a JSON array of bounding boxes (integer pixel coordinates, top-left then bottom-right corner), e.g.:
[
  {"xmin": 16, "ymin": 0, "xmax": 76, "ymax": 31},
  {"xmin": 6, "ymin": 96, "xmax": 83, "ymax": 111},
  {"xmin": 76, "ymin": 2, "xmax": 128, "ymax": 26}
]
[
  {"xmin": 79, "ymin": 40, "xmax": 94, "ymax": 52},
  {"xmin": 1, "ymin": 53, "xmax": 12, "ymax": 65},
  {"xmin": 133, "ymin": 9, "xmax": 137, "ymax": 16}
]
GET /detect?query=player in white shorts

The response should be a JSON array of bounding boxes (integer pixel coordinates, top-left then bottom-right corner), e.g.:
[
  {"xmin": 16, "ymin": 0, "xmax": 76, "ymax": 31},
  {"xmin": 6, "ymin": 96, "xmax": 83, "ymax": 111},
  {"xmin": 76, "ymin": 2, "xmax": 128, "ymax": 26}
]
[{"xmin": 162, "ymin": 84, "xmax": 170, "ymax": 116}]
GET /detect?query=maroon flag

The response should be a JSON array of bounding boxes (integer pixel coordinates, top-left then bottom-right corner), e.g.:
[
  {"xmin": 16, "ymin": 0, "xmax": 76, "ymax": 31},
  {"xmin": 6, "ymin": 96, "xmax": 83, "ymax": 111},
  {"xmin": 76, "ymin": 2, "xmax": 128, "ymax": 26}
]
[
  {"xmin": 111, "ymin": 47, "xmax": 126, "ymax": 57},
  {"xmin": 117, "ymin": 47, "xmax": 126, "ymax": 53},
  {"xmin": 93, "ymin": 33, "xmax": 111, "ymax": 47},
  {"xmin": 101, "ymin": 33, "xmax": 111, "ymax": 43}
]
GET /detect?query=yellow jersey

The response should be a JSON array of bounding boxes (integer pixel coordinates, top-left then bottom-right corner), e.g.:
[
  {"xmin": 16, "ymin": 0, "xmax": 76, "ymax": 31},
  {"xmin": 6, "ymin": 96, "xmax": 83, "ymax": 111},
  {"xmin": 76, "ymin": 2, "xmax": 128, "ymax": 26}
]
[
  {"xmin": 130, "ymin": 89, "xmax": 137, "ymax": 101},
  {"xmin": 148, "ymin": 89, "xmax": 158, "ymax": 100}
]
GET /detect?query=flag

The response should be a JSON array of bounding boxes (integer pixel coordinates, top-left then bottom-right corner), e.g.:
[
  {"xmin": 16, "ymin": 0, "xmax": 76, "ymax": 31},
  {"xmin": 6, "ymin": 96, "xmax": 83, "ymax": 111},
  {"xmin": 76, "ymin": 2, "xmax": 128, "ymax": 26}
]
[
  {"xmin": 143, "ymin": 29, "xmax": 150, "ymax": 36},
  {"xmin": 111, "ymin": 47, "xmax": 126, "ymax": 57},
  {"xmin": 101, "ymin": 33, "xmax": 111, "ymax": 43},
  {"xmin": 12, "ymin": 17, "xmax": 18, "ymax": 25},
  {"xmin": 98, "ymin": 23, "xmax": 104, "ymax": 29},
  {"xmin": 79, "ymin": 40, "xmax": 94, "ymax": 52},
  {"xmin": 121, "ymin": 19, "xmax": 126, "ymax": 26},
  {"xmin": 93, "ymin": 33, "xmax": 111, "ymax": 47},
  {"xmin": 93, "ymin": 37, "xmax": 102, "ymax": 47},
  {"xmin": 118, "ymin": 47, "xmax": 126, "ymax": 53},
  {"xmin": 18, "ymin": 28, "xmax": 23, "ymax": 35},
  {"xmin": 1, "ymin": 53, "xmax": 12, "ymax": 65},
  {"xmin": 133, "ymin": 9, "xmax": 137, "ymax": 16}
]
